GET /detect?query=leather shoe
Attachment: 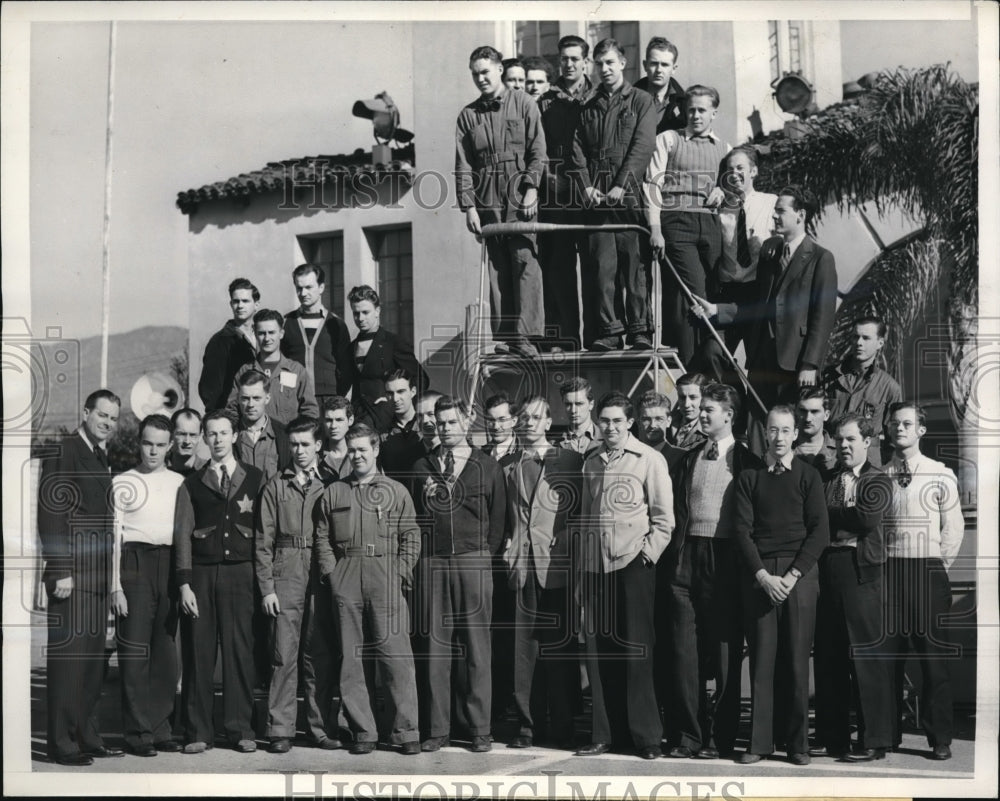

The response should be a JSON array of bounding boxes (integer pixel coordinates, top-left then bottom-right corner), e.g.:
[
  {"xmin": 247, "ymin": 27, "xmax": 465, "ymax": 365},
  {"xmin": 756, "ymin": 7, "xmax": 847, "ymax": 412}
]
[
  {"xmin": 576, "ymin": 742, "xmax": 612, "ymax": 756},
  {"xmin": 313, "ymin": 737, "xmax": 342, "ymax": 750},
  {"xmin": 508, "ymin": 735, "xmax": 533, "ymax": 749},
  {"xmin": 182, "ymin": 742, "xmax": 209, "ymax": 754},
  {"xmin": 736, "ymin": 751, "xmax": 763, "ymax": 764},
  {"xmin": 931, "ymin": 744, "xmax": 952, "ymax": 760},
  {"xmin": 85, "ymin": 746, "xmax": 125, "ymax": 758},
  {"xmin": 844, "ymin": 747, "xmax": 887, "ymax": 762},
  {"xmin": 668, "ymin": 746, "xmax": 694, "ymax": 758},
  {"xmin": 269, "ymin": 738, "xmax": 291, "ymax": 754},
  {"xmin": 470, "ymin": 735, "xmax": 492, "ymax": 753},
  {"xmin": 155, "ymin": 740, "xmax": 182, "ymax": 753},
  {"xmin": 421, "ymin": 736, "xmax": 449, "ymax": 752},
  {"xmin": 235, "ymin": 739, "xmax": 257, "ymax": 753},
  {"xmin": 509, "ymin": 339, "xmax": 541, "ymax": 360},
  {"xmin": 400, "ymin": 741, "xmax": 421, "ymax": 756},
  {"xmin": 809, "ymin": 745, "xmax": 847, "ymax": 758},
  {"xmin": 638, "ymin": 746, "xmax": 662, "ymax": 760},
  {"xmin": 350, "ymin": 741, "xmax": 376, "ymax": 755},
  {"xmin": 629, "ymin": 332, "xmax": 653, "ymax": 350},
  {"xmin": 696, "ymin": 746, "xmax": 720, "ymax": 760},
  {"xmin": 127, "ymin": 743, "xmax": 158, "ymax": 757},
  {"xmin": 53, "ymin": 753, "xmax": 94, "ymax": 767},
  {"xmin": 788, "ymin": 752, "xmax": 811, "ymax": 766},
  {"xmin": 590, "ymin": 336, "xmax": 622, "ymax": 352}
]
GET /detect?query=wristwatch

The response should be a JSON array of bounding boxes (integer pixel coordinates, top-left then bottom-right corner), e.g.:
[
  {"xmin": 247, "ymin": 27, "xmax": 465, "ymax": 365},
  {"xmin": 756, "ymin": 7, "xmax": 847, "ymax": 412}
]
[{"xmin": 788, "ymin": 567, "xmax": 803, "ymax": 579}]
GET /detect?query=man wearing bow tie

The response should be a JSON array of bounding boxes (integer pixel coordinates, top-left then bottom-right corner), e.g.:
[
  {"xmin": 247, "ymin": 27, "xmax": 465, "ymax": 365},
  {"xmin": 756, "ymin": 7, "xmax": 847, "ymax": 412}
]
[
  {"xmin": 174, "ymin": 410, "xmax": 264, "ymax": 754},
  {"xmin": 38, "ymin": 389, "xmax": 124, "ymax": 766},
  {"xmin": 692, "ymin": 187, "xmax": 838, "ymax": 413},
  {"xmin": 456, "ymin": 45, "xmax": 547, "ymax": 359},
  {"xmin": 732, "ymin": 405, "xmax": 829, "ymax": 766},
  {"xmin": 881, "ymin": 402, "xmax": 964, "ymax": 761}
]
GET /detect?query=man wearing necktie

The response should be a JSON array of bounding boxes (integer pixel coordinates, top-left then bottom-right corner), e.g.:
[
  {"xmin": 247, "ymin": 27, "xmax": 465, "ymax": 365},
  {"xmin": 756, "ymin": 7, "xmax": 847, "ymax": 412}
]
[
  {"xmin": 409, "ymin": 397, "xmax": 507, "ymax": 753},
  {"xmin": 456, "ymin": 45, "xmax": 547, "ymax": 359},
  {"xmin": 732, "ymin": 405, "xmax": 829, "ymax": 765},
  {"xmin": 501, "ymin": 396, "xmax": 582, "ymax": 749},
  {"xmin": 691, "ymin": 186, "xmax": 838, "ymax": 417},
  {"xmin": 174, "ymin": 410, "xmax": 264, "ymax": 754},
  {"xmin": 38, "ymin": 389, "xmax": 125, "ymax": 766},
  {"xmin": 881, "ymin": 402, "xmax": 964, "ymax": 761},
  {"xmin": 811, "ymin": 413, "xmax": 894, "ymax": 763}
]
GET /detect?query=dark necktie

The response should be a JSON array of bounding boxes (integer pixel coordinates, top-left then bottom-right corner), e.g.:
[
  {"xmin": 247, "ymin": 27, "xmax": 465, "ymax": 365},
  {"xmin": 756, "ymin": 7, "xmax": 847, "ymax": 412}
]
[
  {"xmin": 779, "ymin": 243, "xmax": 792, "ymax": 272},
  {"xmin": 95, "ymin": 446, "xmax": 108, "ymax": 471},
  {"xmin": 736, "ymin": 205, "xmax": 751, "ymax": 269},
  {"xmin": 772, "ymin": 460, "xmax": 786, "ymax": 476},
  {"xmin": 705, "ymin": 441, "xmax": 719, "ymax": 461},
  {"xmin": 220, "ymin": 464, "xmax": 231, "ymax": 497},
  {"xmin": 443, "ymin": 449, "xmax": 455, "ymax": 480},
  {"xmin": 897, "ymin": 459, "xmax": 912, "ymax": 488}
]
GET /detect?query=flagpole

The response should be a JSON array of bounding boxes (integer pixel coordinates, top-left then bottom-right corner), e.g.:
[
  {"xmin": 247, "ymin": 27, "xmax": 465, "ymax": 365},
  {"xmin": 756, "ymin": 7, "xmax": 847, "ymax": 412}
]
[{"xmin": 100, "ymin": 21, "xmax": 117, "ymax": 388}]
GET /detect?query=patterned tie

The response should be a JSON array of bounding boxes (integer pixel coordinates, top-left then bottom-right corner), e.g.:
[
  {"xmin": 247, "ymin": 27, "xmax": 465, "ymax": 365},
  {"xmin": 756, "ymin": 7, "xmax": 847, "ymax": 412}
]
[
  {"xmin": 772, "ymin": 460, "xmax": 786, "ymax": 475},
  {"xmin": 219, "ymin": 464, "xmax": 231, "ymax": 497},
  {"xmin": 897, "ymin": 458, "xmax": 912, "ymax": 488},
  {"xmin": 705, "ymin": 441, "xmax": 719, "ymax": 461},
  {"xmin": 443, "ymin": 449, "xmax": 455, "ymax": 480},
  {"xmin": 736, "ymin": 205, "xmax": 751, "ymax": 269},
  {"xmin": 832, "ymin": 470, "xmax": 849, "ymax": 507},
  {"xmin": 780, "ymin": 243, "xmax": 792, "ymax": 272}
]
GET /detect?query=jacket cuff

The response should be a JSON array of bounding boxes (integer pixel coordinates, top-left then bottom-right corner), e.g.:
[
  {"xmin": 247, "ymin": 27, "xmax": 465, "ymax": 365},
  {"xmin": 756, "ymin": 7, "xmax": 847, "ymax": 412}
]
[
  {"xmin": 258, "ymin": 579, "xmax": 275, "ymax": 597},
  {"xmin": 176, "ymin": 568, "xmax": 193, "ymax": 588}
]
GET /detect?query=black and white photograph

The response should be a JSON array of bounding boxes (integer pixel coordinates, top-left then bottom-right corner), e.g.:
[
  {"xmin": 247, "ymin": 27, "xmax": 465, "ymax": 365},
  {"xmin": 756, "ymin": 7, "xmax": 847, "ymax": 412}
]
[{"xmin": 2, "ymin": 1, "xmax": 997, "ymax": 798}]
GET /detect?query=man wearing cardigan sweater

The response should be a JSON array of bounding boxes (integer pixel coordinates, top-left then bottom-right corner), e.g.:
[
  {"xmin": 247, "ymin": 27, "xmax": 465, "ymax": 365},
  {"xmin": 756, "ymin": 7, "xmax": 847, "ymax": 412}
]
[
  {"xmin": 281, "ymin": 263, "xmax": 354, "ymax": 402},
  {"xmin": 174, "ymin": 410, "xmax": 264, "ymax": 754},
  {"xmin": 733, "ymin": 405, "xmax": 829, "ymax": 766},
  {"xmin": 409, "ymin": 397, "xmax": 506, "ymax": 753}
]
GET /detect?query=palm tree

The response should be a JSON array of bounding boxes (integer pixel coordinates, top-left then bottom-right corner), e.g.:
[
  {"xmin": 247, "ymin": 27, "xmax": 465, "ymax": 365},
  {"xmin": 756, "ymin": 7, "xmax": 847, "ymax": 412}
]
[{"xmin": 759, "ymin": 64, "xmax": 978, "ymax": 436}]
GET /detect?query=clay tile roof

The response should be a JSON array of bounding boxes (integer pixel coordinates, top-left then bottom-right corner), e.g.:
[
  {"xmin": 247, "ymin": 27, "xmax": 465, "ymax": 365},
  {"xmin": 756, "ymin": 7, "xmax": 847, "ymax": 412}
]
[{"xmin": 176, "ymin": 144, "xmax": 415, "ymax": 215}]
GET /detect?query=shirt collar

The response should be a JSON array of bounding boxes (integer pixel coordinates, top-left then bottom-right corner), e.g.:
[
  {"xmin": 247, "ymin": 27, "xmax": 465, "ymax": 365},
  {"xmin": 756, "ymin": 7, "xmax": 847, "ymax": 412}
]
[
  {"xmin": 684, "ymin": 128, "xmax": 719, "ymax": 142},
  {"xmin": 766, "ymin": 452, "xmax": 795, "ymax": 471},
  {"xmin": 849, "ymin": 461, "xmax": 865, "ymax": 477},
  {"xmin": 77, "ymin": 426, "xmax": 104, "ymax": 454},
  {"xmin": 705, "ymin": 433, "xmax": 736, "ymax": 455},
  {"xmin": 211, "ymin": 456, "xmax": 238, "ymax": 477},
  {"xmin": 603, "ymin": 432, "xmax": 641, "ymax": 457},
  {"xmin": 784, "ymin": 232, "xmax": 808, "ymax": 260}
]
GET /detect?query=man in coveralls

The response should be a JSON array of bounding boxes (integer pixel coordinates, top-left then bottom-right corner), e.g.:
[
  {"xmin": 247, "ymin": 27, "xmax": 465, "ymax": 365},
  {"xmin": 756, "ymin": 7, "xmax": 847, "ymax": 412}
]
[{"xmin": 315, "ymin": 423, "xmax": 422, "ymax": 755}]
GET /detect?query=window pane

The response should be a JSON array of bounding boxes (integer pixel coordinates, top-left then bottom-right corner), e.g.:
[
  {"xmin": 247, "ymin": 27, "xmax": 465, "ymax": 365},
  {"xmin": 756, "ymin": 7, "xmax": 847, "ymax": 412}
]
[
  {"xmin": 298, "ymin": 233, "xmax": 344, "ymax": 317},
  {"xmin": 768, "ymin": 21, "xmax": 780, "ymax": 82},
  {"xmin": 370, "ymin": 225, "xmax": 413, "ymax": 341}
]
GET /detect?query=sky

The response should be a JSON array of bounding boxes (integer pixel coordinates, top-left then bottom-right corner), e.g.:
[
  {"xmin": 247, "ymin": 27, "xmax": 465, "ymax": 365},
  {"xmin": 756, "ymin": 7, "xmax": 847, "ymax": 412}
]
[{"xmin": 9, "ymin": 3, "xmax": 985, "ymax": 341}]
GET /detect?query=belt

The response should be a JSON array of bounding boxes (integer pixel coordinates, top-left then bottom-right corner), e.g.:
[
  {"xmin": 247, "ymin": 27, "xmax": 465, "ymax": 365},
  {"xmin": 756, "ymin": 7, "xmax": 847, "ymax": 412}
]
[
  {"xmin": 275, "ymin": 536, "xmax": 311, "ymax": 549},
  {"xmin": 593, "ymin": 147, "xmax": 625, "ymax": 160},
  {"xmin": 341, "ymin": 544, "xmax": 386, "ymax": 557},
  {"xmin": 483, "ymin": 151, "xmax": 517, "ymax": 166},
  {"xmin": 123, "ymin": 542, "xmax": 171, "ymax": 551}
]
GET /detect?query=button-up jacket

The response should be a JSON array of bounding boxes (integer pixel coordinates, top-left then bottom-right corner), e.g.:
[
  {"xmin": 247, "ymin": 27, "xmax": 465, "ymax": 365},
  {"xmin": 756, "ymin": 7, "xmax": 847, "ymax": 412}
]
[{"xmin": 228, "ymin": 355, "xmax": 318, "ymax": 425}]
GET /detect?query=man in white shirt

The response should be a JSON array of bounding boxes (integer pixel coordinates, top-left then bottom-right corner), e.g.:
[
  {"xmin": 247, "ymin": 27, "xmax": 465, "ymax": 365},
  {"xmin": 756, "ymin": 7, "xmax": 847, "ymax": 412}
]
[
  {"xmin": 482, "ymin": 393, "xmax": 520, "ymax": 462},
  {"xmin": 882, "ymin": 402, "xmax": 964, "ymax": 761},
  {"xmin": 558, "ymin": 377, "xmax": 602, "ymax": 457},
  {"xmin": 111, "ymin": 414, "xmax": 186, "ymax": 756}
]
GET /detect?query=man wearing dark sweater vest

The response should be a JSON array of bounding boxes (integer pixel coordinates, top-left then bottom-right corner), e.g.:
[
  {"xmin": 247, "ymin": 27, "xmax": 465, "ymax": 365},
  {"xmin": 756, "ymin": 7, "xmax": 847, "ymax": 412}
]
[
  {"xmin": 410, "ymin": 397, "xmax": 506, "ymax": 753},
  {"xmin": 174, "ymin": 410, "xmax": 263, "ymax": 754},
  {"xmin": 281, "ymin": 263, "xmax": 355, "ymax": 401},
  {"xmin": 733, "ymin": 405, "xmax": 829, "ymax": 766}
]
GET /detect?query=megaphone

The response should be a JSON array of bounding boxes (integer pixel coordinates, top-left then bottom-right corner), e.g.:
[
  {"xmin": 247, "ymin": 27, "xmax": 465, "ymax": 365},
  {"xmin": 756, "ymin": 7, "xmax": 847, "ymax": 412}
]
[{"xmin": 130, "ymin": 371, "xmax": 185, "ymax": 418}]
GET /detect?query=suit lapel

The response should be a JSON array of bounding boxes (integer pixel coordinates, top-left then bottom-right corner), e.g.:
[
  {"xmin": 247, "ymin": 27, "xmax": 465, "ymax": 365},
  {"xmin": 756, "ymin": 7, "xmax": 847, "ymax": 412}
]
[
  {"xmin": 773, "ymin": 237, "xmax": 814, "ymax": 297},
  {"xmin": 360, "ymin": 329, "xmax": 387, "ymax": 376}
]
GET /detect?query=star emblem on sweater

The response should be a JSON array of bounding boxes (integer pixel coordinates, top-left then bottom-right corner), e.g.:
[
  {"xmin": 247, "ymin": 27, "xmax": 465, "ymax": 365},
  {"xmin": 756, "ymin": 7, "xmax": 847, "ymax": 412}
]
[{"xmin": 236, "ymin": 494, "xmax": 254, "ymax": 514}]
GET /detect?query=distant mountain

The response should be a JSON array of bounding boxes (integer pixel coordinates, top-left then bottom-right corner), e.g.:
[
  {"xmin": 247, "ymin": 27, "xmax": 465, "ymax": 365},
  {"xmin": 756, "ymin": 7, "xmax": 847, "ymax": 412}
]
[{"xmin": 31, "ymin": 326, "xmax": 188, "ymax": 433}]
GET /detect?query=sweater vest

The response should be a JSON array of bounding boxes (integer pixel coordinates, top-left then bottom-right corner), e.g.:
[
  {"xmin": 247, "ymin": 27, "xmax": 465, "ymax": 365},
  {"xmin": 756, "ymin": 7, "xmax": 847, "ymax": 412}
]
[
  {"xmin": 185, "ymin": 468, "xmax": 261, "ymax": 564},
  {"xmin": 663, "ymin": 133, "xmax": 729, "ymax": 212}
]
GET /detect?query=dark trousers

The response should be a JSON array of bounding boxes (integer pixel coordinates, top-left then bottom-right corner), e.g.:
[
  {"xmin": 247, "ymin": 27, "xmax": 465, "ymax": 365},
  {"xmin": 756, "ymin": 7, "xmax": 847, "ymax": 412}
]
[
  {"xmin": 180, "ymin": 561, "xmax": 256, "ymax": 745},
  {"xmin": 511, "ymin": 573, "xmax": 577, "ymax": 743},
  {"xmin": 670, "ymin": 538, "xmax": 744, "ymax": 752},
  {"xmin": 743, "ymin": 555, "xmax": 819, "ymax": 756},
  {"xmin": 46, "ymin": 587, "xmax": 108, "ymax": 758},
  {"xmin": 491, "ymin": 557, "xmax": 516, "ymax": 724},
  {"xmin": 883, "ymin": 557, "xmax": 955, "ymax": 747},
  {"xmin": 485, "ymin": 234, "xmax": 544, "ymax": 341},
  {"xmin": 582, "ymin": 554, "xmax": 662, "ymax": 750},
  {"xmin": 117, "ymin": 544, "xmax": 178, "ymax": 749},
  {"xmin": 814, "ymin": 548, "xmax": 894, "ymax": 750},
  {"xmin": 693, "ymin": 281, "xmax": 759, "ymax": 384},
  {"xmin": 659, "ymin": 211, "xmax": 721, "ymax": 364},
  {"xmin": 583, "ymin": 208, "xmax": 651, "ymax": 342},
  {"xmin": 653, "ymin": 554, "xmax": 675, "ymax": 743},
  {"xmin": 538, "ymin": 208, "xmax": 584, "ymax": 350},
  {"xmin": 424, "ymin": 552, "xmax": 493, "ymax": 738}
]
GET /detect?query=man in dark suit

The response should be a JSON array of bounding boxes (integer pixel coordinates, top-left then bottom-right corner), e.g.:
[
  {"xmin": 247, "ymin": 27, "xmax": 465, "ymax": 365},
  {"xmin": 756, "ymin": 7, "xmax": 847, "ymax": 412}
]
[
  {"xmin": 668, "ymin": 384, "xmax": 764, "ymax": 760},
  {"xmin": 198, "ymin": 278, "xmax": 260, "ymax": 412},
  {"xmin": 693, "ymin": 186, "xmax": 838, "ymax": 411},
  {"xmin": 348, "ymin": 285, "xmax": 428, "ymax": 429},
  {"xmin": 37, "ymin": 389, "xmax": 126, "ymax": 766},
  {"xmin": 812, "ymin": 413, "xmax": 894, "ymax": 763},
  {"xmin": 733, "ymin": 405, "xmax": 829, "ymax": 766}
]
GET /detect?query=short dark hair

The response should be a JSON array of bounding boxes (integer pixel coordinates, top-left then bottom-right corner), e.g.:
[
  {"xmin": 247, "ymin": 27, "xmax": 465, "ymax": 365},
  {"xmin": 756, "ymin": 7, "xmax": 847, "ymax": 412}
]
[
  {"xmin": 559, "ymin": 376, "xmax": 593, "ymax": 401},
  {"xmin": 435, "ymin": 395, "xmax": 470, "ymax": 419},
  {"xmin": 84, "ymin": 388, "xmax": 121, "ymax": 411},
  {"xmin": 321, "ymin": 396, "xmax": 354, "ymax": 416},
  {"xmin": 796, "ymin": 386, "xmax": 830, "ymax": 409},
  {"xmin": 854, "ymin": 315, "xmax": 887, "ymax": 338},
  {"xmin": 470, "ymin": 45, "xmax": 503, "ymax": 65},
  {"xmin": 832, "ymin": 412, "xmax": 876, "ymax": 440},
  {"xmin": 348, "ymin": 285, "xmax": 380, "ymax": 307},
  {"xmin": 644, "ymin": 36, "xmax": 678, "ymax": 62},
  {"xmin": 676, "ymin": 372, "xmax": 709, "ymax": 390},
  {"xmin": 171, "ymin": 407, "xmax": 202, "ymax": 427},
  {"xmin": 383, "ymin": 368, "xmax": 415, "ymax": 389},
  {"xmin": 725, "ymin": 145, "xmax": 759, "ymax": 168},
  {"xmin": 766, "ymin": 404, "xmax": 797, "ymax": 426},
  {"xmin": 228, "ymin": 277, "xmax": 260, "ymax": 302},
  {"xmin": 253, "ymin": 308, "xmax": 284, "ymax": 328},
  {"xmin": 636, "ymin": 391, "xmax": 671, "ymax": 412},
  {"xmin": 558, "ymin": 35, "xmax": 589, "ymax": 58},
  {"xmin": 484, "ymin": 392, "xmax": 512, "ymax": 413},
  {"xmin": 701, "ymin": 383, "xmax": 741, "ymax": 417},
  {"xmin": 522, "ymin": 55, "xmax": 555, "ymax": 83},
  {"xmin": 236, "ymin": 369, "xmax": 268, "ymax": 389},
  {"xmin": 502, "ymin": 57, "xmax": 524, "ymax": 76},
  {"xmin": 596, "ymin": 391, "xmax": 633, "ymax": 419},
  {"xmin": 778, "ymin": 185, "xmax": 820, "ymax": 225},
  {"xmin": 346, "ymin": 422, "xmax": 380, "ymax": 448},
  {"xmin": 518, "ymin": 394, "xmax": 550, "ymax": 416},
  {"xmin": 202, "ymin": 408, "xmax": 237, "ymax": 432},
  {"xmin": 139, "ymin": 413, "xmax": 173, "ymax": 438},
  {"xmin": 888, "ymin": 401, "xmax": 927, "ymax": 428},
  {"xmin": 292, "ymin": 263, "xmax": 325, "ymax": 284},
  {"xmin": 685, "ymin": 84, "xmax": 720, "ymax": 108},
  {"xmin": 286, "ymin": 416, "xmax": 322, "ymax": 439},
  {"xmin": 593, "ymin": 38, "xmax": 626, "ymax": 61}
]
